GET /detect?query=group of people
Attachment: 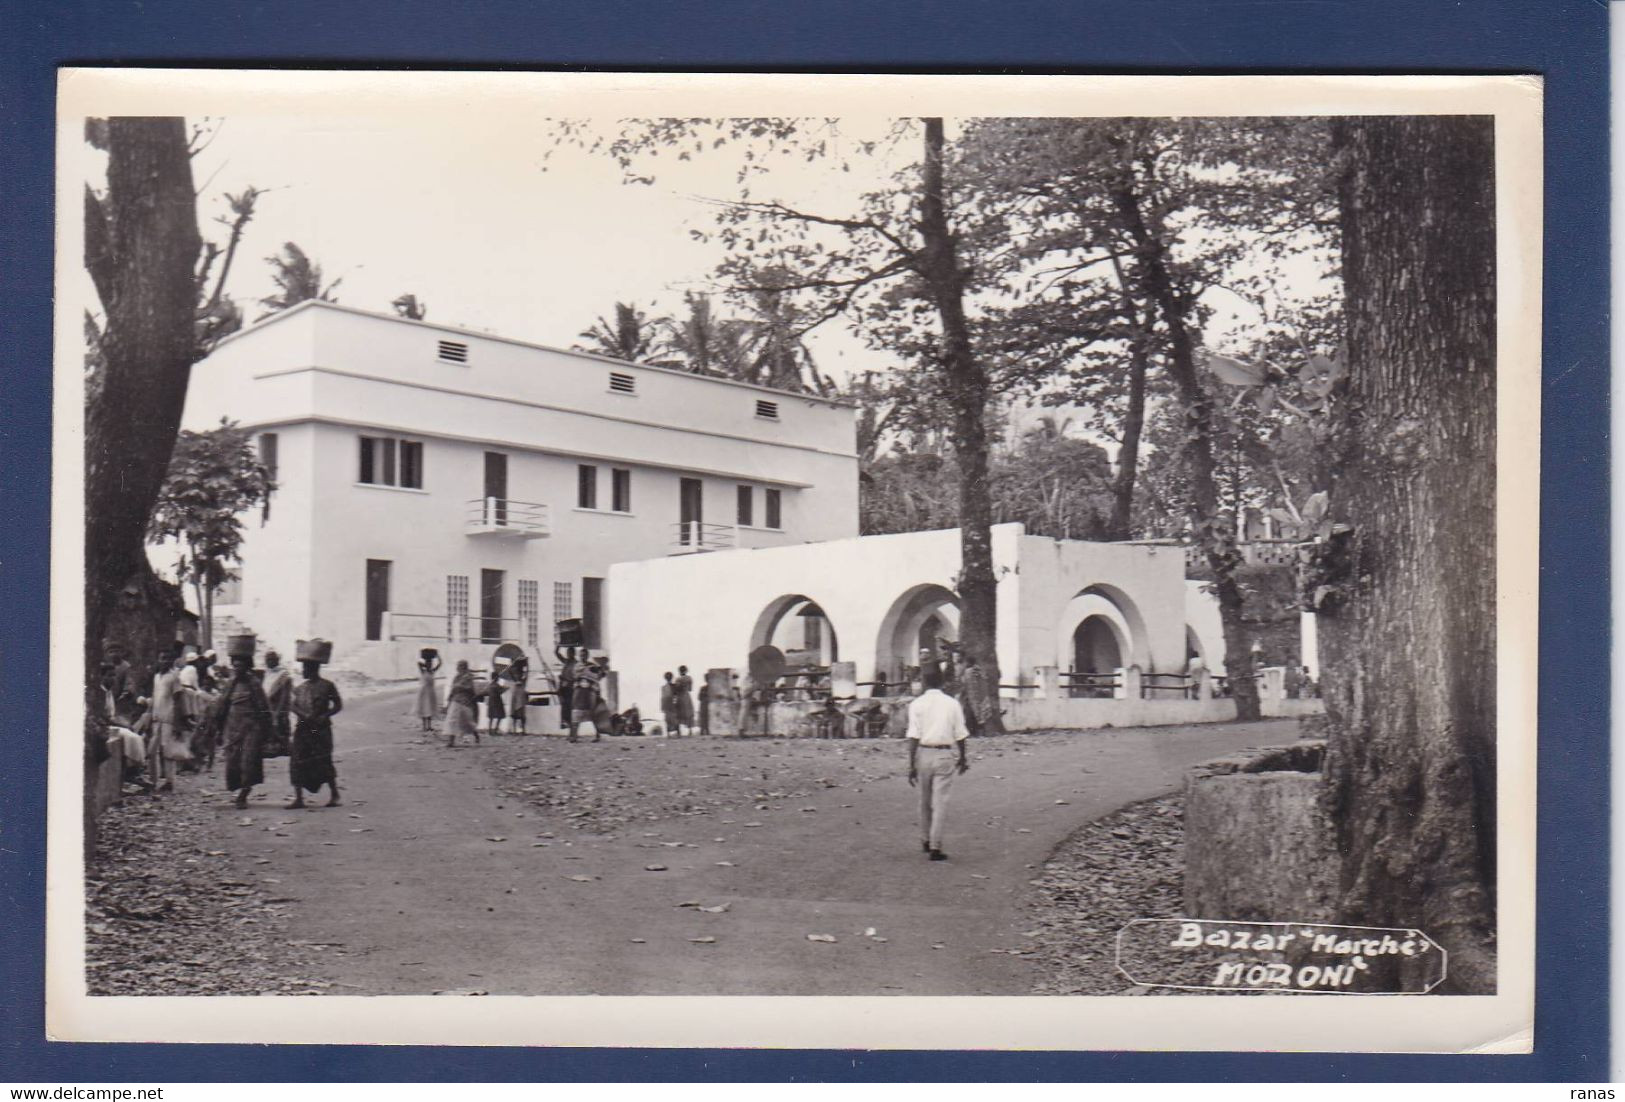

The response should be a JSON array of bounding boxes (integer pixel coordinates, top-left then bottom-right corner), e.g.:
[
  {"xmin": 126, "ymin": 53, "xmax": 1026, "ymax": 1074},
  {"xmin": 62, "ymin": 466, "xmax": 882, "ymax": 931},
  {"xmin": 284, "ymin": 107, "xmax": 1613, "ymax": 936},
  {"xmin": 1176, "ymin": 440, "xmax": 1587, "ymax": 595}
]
[
  {"xmin": 658, "ymin": 666, "xmax": 697, "ymax": 737},
  {"xmin": 93, "ymin": 639, "xmax": 343, "ymax": 811},
  {"xmin": 417, "ymin": 645, "xmax": 617, "ymax": 745},
  {"xmin": 416, "ymin": 649, "xmax": 535, "ymax": 741}
]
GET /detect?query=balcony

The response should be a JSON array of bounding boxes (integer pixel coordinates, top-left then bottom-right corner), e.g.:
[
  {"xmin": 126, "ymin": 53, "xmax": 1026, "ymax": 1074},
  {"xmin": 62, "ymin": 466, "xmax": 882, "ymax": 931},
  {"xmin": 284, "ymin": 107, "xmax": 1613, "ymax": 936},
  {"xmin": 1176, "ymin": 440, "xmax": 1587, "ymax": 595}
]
[
  {"xmin": 466, "ymin": 497, "xmax": 550, "ymax": 539},
  {"xmin": 670, "ymin": 521, "xmax": 739, "ymax": 554}
]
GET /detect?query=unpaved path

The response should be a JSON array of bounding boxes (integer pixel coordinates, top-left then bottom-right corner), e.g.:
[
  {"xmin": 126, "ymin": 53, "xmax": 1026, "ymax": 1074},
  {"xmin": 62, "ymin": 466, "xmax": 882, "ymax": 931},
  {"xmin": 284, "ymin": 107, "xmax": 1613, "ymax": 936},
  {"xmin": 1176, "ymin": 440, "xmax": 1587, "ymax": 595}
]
[{"xmin": 206, "ymin": 688, "xmax": 1298, "ymax": 995}]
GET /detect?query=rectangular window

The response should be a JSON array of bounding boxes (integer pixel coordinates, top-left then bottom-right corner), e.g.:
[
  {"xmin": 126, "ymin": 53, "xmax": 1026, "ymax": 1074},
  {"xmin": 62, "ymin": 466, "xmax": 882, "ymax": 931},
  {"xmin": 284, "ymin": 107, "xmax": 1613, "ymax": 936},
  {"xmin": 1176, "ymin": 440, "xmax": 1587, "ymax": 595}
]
[
  {"xmin": 608, "ymin": 371, "xmax": 636, "ymax": 395},
  {"xmin": 577, "ymin": 464, "xmax": 598, "ymax": 509},
  {"xmin": 437, "ymin": 339, "xmax": 469, "ymax": 364},
  {"xmin": 582, "ymin": 577, "xmax": 604, "ymax": 651},
  {"xmin": 804, "ymin": 612, "xmax": 822, "ymax": 653},
  {"xmin": 400, "ymin": 441, "xmax": 423, "ymax": 489},
  {"xmin": 765, "ymin": 488, "xmax": 782, "ymax": 530},
  {"xmin": 755, "ymin": 399, "xmax": 779, "ymax": 420},
  {"xmin": 553, "ymin": 581, "xmax": 573, "ymax": 628},
  {"xmin": 258, "ymin": 432, "xmax": 279, "ymax": 483},
  {"xmin": 518, "ymin": 579, "xmax": 539, "ymax": 647},
  {"xmin": 611, "ymin": 468, "xmax": 631, "ymax": 513},
  {"xmin": 737, "ymin": 485, "xmax": 753, "ymax": 527},
  {"xmin": 447, "ymin": 574, "xmax": 469, "ymax": 642},
  {"xmin": 359, "ymin": 434, "xmax": 422, "ymax": 488}
]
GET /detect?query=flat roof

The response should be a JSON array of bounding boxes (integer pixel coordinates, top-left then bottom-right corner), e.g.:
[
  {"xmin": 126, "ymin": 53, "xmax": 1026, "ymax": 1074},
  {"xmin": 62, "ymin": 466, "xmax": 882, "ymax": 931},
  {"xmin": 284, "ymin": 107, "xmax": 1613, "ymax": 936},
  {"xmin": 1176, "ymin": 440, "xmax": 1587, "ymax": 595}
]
[{"xmin": 210, "ymin": 299, "xmax": 855, "ymax": 409}]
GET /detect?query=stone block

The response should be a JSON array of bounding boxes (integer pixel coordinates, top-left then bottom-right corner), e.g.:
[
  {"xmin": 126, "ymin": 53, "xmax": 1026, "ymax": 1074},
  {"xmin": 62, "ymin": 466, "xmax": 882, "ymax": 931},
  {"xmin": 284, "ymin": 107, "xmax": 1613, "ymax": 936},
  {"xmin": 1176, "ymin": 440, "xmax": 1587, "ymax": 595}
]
[{"xmin": 1184, "ymin": 747, "xmax": 1338, "ymax": 923}]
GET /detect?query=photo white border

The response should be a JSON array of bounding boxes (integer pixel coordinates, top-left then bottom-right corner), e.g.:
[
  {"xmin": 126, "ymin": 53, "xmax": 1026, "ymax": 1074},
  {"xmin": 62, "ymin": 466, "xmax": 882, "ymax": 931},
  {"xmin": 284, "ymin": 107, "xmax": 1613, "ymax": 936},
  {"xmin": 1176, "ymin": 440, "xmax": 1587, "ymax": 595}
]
[{"xmin": 47, "ymin": 69, "xmax": 1542, "ymax": 1052}]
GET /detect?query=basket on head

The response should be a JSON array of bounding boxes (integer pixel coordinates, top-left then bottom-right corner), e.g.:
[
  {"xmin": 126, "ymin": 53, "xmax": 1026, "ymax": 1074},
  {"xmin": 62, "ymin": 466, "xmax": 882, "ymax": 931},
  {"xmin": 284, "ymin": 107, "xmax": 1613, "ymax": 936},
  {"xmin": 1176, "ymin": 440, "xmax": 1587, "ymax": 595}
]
[
  {"xmin": 295, "ymin": 638, "xmax": 333, "ymax": 665},
  {"xmin": 226, "ymin": 633, "xmax": 257, "ymax": 660},
  {"xmin": 420, "ymin": 647, "xmax": 439, "ymax": 660}
]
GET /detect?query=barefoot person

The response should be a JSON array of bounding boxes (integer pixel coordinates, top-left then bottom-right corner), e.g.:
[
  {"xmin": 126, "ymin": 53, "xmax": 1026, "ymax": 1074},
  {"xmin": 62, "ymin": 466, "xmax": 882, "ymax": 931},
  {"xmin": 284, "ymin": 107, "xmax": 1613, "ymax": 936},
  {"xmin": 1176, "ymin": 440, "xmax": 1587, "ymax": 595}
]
[
  {"xmin": 507, "ymin": 655, "xmax": 530, "ymax": 735},
  {"xmin": 415, "ymin": 649, "xmax": 442, "ymax": 732},
  {"xmin": 262, "ymin": 649, "xmax": 293, "ymax": 758},
  {"xmin": 444, "ymin": 660, "xmax": 480, "ymax": 747},
  {"xmin": 288, "ymin": 643, "xmax": 343, "ymax": 809},
  {"xmin": 905, "ymin": 666, "xmax": 971, "ymax": 862},
  {"xmin": 213, "ymin": 637, "xmax": 275, "ymax": 809}
]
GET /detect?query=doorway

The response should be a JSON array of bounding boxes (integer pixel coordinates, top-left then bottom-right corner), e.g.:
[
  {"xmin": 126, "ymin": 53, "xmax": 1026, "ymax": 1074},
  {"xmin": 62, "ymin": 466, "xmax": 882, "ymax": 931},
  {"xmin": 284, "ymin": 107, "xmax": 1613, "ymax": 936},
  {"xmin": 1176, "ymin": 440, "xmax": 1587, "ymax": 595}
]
[
  {"xmin": 679, "ymin": 477, "xmax": 703, "ymax": 545},
  {"xmin": 481, "ymin": 568, "xmax": 505, "ymax": 644},
  {"xmin": 365, "ymin": 559, "xmax": 392, "ymax": 642},
  {"xmin": 484, "ymin": 452, "xmax": 508, "ymax": 525}
]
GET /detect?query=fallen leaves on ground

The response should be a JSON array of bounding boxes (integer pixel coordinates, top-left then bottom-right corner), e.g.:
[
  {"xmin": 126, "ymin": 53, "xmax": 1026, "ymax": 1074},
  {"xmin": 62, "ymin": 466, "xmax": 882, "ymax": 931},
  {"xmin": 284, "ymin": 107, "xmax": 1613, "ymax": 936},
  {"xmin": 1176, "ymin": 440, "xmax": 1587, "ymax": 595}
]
[
  {"xmin": 1021, "ymin": 792, "xmax": 1217, "ymax": 996},
  {"xmin": 85, "ymin": 783, "xmax": 324, "ymax": 996}
]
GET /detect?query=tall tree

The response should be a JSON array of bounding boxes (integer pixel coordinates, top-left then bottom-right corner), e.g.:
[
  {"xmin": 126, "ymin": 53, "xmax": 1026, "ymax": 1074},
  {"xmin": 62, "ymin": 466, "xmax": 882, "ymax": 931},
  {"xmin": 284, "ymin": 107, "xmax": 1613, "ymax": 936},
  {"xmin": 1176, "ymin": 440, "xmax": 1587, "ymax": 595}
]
[
  {"xmin": 1318, "ymin": 116, "xmax": 1497, "ymax": 993},
  {"xmin": 558, "ymin": 119, "xmax": 1008, "ymax": 729},
  {"xmin": 83, "ymin": 118, "xmax": 204, "ymax": 699}
]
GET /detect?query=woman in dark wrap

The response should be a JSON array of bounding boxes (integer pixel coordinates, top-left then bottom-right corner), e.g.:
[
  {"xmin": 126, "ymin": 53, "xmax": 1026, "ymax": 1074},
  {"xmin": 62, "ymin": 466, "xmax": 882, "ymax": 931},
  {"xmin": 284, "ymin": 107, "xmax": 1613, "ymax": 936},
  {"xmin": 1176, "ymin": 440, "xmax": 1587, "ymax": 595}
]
[
  {"xmin": 289, "ymin": 658, "xmax": 343, "ymax": 808},
  {"xmin": 213, "ymin": 653, "xmax": 275, "ymax": 809}
]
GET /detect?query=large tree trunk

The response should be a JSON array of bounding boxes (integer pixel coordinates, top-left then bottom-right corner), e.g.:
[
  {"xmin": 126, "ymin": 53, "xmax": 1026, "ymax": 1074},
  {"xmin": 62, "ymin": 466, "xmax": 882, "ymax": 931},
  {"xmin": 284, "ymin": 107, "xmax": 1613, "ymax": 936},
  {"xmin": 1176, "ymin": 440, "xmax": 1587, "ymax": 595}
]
[
  {"xmin": 1111, "ymin": 180, "xmax": 1262, "ymax": 721},
  {"xmin": 83, "ymin": 116, "xmax": 201, "ymax": 842},
  {"xmin": 917, "ymin": 118, "xmax": 1004, "ymax": 733},
  {"xmin": 1321, "ymin": 116, "xmax": 1497, "ymax": 994},
  {"xmin": 1107, "ymin": 260, "xmax": 1151, "ymax": 541}
]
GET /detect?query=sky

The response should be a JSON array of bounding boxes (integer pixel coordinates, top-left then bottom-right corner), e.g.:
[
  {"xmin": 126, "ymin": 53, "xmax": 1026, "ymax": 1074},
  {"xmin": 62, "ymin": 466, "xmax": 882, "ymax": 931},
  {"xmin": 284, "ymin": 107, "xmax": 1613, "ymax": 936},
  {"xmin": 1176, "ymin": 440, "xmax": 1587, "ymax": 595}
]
[{"xmin": 179, "ymin": 115, "xmax": 913, "ymax": 380}]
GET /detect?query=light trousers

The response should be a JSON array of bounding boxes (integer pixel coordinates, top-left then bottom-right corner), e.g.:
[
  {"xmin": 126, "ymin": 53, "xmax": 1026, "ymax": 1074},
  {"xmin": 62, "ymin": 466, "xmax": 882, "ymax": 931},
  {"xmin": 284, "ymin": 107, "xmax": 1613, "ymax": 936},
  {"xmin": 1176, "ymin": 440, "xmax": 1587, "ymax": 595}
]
[{"xmin": 916, "ymin": 745, "xmax": 959, "ymax": 850}]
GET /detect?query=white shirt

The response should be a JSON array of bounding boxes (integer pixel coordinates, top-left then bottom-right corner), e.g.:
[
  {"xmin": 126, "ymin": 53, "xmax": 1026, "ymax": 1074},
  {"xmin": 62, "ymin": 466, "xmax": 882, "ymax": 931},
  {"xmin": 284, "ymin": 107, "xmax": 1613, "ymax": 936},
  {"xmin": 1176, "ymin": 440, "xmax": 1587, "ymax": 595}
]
[{"xmin": 905, "ymin": 688, "xmax": 970, "ymax": 747}]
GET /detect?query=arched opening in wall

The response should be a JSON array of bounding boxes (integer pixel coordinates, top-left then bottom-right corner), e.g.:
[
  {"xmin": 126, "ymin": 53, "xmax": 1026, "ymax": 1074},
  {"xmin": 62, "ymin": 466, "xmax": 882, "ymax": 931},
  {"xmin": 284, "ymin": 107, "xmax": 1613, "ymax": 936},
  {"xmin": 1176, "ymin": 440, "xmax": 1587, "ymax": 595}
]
[
  {"xmin": 1073, "ymin": 616, "xmax": 1123, "ymax": 674},
  {"xmin": 874, "ymin": 583, "xmax": 961, "ymax": 690},
  {"xmin": 1070, "ymin": 614, "xmax": 1126, "ymax": 698},
  {"xmin": 1055, "ymin": 583, "xmax": 1150, "ymax": 692},
  {"xmin": 1185, "ymin": 626, "xmax": 1205, "ymax": 666},
  {"xmin": 749, "ymin": 594, "xmax": 839, "ymax": 671}
]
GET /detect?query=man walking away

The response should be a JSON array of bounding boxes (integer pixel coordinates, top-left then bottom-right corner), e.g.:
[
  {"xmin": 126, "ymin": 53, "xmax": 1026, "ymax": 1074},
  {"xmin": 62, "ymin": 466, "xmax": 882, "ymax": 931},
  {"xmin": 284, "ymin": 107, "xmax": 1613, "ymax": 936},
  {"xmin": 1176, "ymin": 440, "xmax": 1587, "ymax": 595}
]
[{"xmin": 906, "ymin": 666, "xmax": 970, "ymax": 861}]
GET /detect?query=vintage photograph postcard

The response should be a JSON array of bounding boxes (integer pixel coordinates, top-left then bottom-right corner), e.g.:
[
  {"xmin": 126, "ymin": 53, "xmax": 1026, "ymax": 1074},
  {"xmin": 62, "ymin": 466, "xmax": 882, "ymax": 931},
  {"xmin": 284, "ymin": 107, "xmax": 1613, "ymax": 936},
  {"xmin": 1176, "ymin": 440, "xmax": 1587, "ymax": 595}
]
[{"xmin": 49, "ymin": 69, "xmax": 1540, "ymax": 1051}]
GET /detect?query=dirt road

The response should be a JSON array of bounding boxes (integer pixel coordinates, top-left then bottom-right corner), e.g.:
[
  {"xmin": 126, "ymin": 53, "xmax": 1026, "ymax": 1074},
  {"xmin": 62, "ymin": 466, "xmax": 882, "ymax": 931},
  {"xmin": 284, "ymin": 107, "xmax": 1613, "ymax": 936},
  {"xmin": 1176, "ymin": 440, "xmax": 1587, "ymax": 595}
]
[{"xmin": 208, "ymin": 687, "xmax": 1298, "ymax": 995}]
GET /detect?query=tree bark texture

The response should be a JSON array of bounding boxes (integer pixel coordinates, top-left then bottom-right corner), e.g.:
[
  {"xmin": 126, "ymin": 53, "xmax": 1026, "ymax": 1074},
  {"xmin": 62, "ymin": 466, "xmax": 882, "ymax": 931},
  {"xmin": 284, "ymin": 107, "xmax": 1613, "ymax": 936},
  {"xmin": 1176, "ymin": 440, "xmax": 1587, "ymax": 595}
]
[
  {"xmin": 1107, "ymin": 265, "xmax": 1151, "ymax": 541},
  {"xmin": 84, "ymin": 118, "xmax": 202, "ymax": 689},
  {"xmin": 917, "ymin": 118, "xmax": 1004, "ymax": 733},
  {"xmin": 1111, "ymin": 182, "xmax": 1261, "ymax": 721},
  {"xmin": 1322, "ymin": 116, "xmax": 1497, "ymax": 993}
]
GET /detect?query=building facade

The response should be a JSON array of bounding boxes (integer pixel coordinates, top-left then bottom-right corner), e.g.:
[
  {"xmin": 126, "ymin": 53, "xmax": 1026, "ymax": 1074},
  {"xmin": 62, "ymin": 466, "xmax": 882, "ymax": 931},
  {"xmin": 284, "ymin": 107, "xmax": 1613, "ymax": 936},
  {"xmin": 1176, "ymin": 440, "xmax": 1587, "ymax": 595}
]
[{"xmin": 176, "ymin": 301, "xmax": 859, "ymax": 680}]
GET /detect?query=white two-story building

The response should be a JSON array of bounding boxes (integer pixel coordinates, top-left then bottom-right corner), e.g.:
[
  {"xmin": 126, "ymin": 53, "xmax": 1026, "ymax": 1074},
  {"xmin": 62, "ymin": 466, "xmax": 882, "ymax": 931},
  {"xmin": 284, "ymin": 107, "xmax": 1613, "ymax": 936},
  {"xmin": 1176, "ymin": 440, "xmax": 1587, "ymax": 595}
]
[{"xmin": 176, "ymin": 301, "xmax": 859, "ymax": 681}]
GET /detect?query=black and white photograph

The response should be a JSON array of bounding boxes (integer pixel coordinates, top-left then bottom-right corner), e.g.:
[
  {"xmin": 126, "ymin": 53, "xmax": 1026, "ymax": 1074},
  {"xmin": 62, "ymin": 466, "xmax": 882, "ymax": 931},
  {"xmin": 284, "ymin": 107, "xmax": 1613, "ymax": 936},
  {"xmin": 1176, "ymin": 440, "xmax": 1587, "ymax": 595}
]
[{"xmin": 51, "ymin": 70, "xmax": 1540, "ymax": 1051}]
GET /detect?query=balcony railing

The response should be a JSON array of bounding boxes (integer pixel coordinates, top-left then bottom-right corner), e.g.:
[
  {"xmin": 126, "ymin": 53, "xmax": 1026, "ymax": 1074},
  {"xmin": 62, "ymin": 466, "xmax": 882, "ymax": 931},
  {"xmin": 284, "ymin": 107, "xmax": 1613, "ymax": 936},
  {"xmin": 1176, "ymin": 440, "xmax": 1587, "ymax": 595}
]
[
  {"xmin": 466, "ymin": 497, "xmax": 549, "ymax": 538},
  {"xmin": 670, "ymin": 520, "xmax": 739, "ymax": 554},
  {"xmin": 386, "ymin": 611, "xmax": 540, "ymax": 646}
]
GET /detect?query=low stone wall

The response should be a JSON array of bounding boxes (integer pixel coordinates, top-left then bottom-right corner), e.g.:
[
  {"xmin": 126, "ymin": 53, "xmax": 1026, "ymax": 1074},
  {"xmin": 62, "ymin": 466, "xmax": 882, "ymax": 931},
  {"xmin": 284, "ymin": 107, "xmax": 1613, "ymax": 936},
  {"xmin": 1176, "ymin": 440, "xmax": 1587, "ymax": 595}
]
[
  {"xmin": 1001, "ymin": 694, "xmax": 1322, "ymax": 732},
  {"xmin": 1183, "ymin": 740, "xmax": 1339, "ymax": 923}
]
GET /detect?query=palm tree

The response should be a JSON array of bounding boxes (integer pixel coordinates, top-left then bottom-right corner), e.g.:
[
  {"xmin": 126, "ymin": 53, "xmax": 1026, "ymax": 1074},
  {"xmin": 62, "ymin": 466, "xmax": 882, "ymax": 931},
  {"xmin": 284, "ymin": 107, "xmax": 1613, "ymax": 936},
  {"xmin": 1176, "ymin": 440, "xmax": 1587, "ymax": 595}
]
[
  {"xmin": 574, "ymin": 301, "xmax": 674, "ymax": 363},
  {"xmin": 662, "ymin": 293, "xmax": 754, "ymax": 377},
  {"xmin": 259, "ymin": 242, "xmax": 341, "ymax": 316}
]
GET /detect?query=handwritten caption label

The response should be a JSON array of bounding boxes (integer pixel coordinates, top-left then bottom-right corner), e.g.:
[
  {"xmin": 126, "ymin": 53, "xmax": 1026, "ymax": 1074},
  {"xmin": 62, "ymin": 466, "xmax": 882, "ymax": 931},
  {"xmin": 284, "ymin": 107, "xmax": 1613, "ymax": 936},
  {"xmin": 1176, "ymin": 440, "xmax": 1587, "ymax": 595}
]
[{"xmin": 1114, "ymin": 918, "xmax": 1447, "ymax": 994}]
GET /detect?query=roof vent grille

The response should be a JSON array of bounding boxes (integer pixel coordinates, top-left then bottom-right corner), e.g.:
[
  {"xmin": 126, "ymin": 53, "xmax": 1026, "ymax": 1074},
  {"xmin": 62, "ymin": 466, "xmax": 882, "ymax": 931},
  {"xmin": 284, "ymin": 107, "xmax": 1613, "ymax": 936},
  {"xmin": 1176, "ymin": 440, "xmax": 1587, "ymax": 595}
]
[
  {"xmin": 608, "ymin": 371, "xmax": 637, "ymax": 395},
  {"xmin": 437, "ymin": 340, "xmax": 469, "ymax": 364},
  {"xmin": 755, "ymin": 399, "xmax": 780, "ymax": 420}
]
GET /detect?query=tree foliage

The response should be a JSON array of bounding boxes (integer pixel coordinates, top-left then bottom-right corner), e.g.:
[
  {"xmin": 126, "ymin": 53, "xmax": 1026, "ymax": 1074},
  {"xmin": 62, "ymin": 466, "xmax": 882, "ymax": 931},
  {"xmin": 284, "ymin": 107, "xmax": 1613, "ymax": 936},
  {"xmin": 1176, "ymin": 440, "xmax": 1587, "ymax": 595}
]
[
  {"xmin": 260, "ymin": 241, "xmax": 341, "ymax": 315},
  {"xmin": 147, "ymin": 420, "xmax": 275, "ymax": 645}
]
